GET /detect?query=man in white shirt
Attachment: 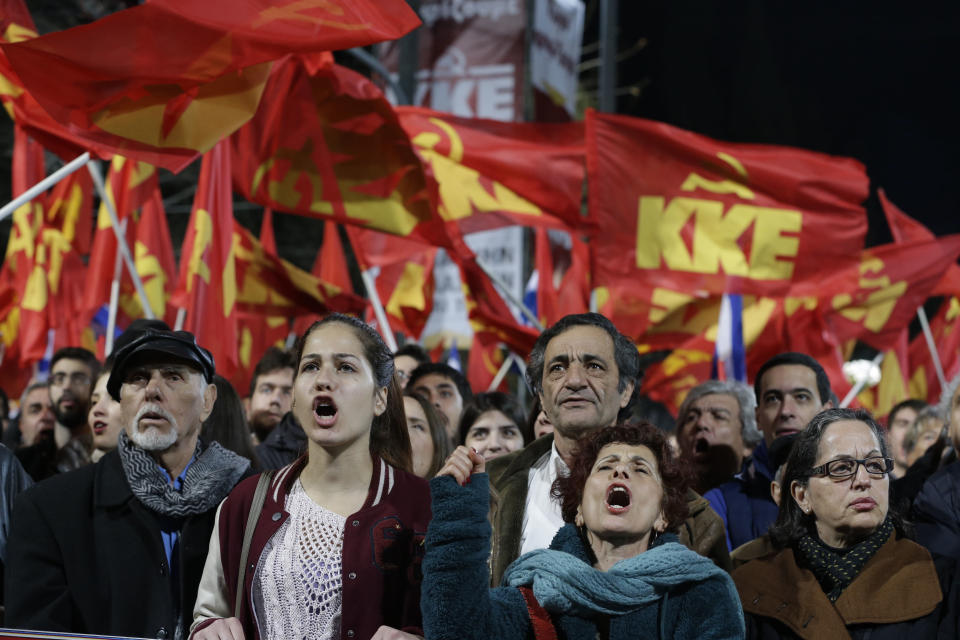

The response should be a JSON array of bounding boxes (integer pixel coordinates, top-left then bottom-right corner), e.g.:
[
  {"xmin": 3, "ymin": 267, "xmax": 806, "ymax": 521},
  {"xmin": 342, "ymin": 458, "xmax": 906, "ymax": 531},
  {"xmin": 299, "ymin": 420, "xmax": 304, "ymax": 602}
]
[{"xmin": 486, "ymin": 313, "xmax": 730, "ymax": 585}]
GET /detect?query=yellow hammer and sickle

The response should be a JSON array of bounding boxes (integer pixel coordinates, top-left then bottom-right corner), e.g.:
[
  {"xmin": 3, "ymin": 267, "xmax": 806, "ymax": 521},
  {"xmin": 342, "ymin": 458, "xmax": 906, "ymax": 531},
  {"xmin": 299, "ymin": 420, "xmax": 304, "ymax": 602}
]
[
  {"xmin": 186, "ymin": 209, "xmax": 213, "ymax": 291},
  {"xmin": 681, "ymin": 152, "xmax": 755, "ymax": 200}
]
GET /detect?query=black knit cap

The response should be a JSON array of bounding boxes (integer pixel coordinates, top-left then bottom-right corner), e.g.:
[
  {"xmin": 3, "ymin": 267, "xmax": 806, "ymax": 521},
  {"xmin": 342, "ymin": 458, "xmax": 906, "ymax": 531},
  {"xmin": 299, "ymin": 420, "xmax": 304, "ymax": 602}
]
[{"xmin": 107, "ymin": 329, "xmax": 215, "ymax": 400}]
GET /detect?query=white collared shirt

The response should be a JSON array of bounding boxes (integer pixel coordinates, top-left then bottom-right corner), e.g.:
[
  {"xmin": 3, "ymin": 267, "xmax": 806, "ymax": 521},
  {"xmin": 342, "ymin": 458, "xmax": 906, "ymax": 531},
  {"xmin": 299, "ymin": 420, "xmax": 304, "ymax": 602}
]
[{"xmin": 519, "ymin": 442, "xmax": 569, "ymax": 556}]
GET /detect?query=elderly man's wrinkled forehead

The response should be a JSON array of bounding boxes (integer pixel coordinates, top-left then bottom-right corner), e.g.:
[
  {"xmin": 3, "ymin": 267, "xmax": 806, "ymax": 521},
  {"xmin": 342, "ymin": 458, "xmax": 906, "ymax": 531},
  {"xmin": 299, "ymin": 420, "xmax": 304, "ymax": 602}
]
[{"xmin": 121, "ymin": 351, "xmax": 206, "ymax": 383}]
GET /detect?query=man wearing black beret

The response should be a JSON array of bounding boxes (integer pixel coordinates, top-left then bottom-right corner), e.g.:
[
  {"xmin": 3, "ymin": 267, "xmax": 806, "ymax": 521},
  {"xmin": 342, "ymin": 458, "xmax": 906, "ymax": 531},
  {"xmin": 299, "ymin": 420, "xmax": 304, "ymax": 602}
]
[{"xmin": 5, "ymin": 328, "xmax": 250, "ymax": 640}]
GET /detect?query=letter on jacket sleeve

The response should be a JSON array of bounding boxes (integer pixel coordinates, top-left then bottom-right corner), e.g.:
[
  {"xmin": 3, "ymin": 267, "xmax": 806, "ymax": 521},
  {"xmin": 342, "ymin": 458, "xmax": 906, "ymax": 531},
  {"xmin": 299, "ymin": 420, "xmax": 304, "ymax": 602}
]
[
  {"xmin": 190, "ymin": 503, "xmax": 231, "ymax": 638},
  {"xmin": 5, "ymin": 490, "xmax": 73, "ymax": 630}
]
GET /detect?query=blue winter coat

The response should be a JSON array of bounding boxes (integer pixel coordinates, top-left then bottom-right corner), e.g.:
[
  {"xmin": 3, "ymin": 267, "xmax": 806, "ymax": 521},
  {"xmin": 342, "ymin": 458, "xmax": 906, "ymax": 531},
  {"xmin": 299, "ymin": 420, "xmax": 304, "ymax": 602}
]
[{"xmin": 422, "ymin": 473, "xmax": 744, "ymax": 640}]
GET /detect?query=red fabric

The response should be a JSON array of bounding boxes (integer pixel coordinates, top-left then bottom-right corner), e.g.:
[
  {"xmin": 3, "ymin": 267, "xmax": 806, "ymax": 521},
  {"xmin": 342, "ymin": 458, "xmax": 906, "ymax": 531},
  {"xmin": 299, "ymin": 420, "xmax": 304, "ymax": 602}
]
[
  {"xmin": 1, "ymin": 1, "xmax": 419, "ymax": 172},
  {"xmin": 344, "ymin": 225, "xmax": 434, "ymax": 340},
  {"xmin": 466, "ymin": 330, "xmax": 506, "ymax": 393},
  {"xmin": 292, "ymin": 220, "xmax": 365, "ymax": 339},
  {"xmin": 880, "ymin": 189, "xmax": 960, "ymax": 296},
  {"xmin": 396, "ymin": 107, "xmax": 587, "ymax": 235},
  {"xmin": 587, "ymin": 109, "xmax": 870, "ymax": 306},
  {"xmin": 170, "ymin": 142, "xmax": 240, "ymax": 376},
  {"xmin": 0, "ymin": 128, "xmax": 92, "ymax": 364},
  {"xmin": 451, "ymin": 238, "xmax": 539, "ymax": 358},
  {"xmin": 823, "ymin": 236, "xmax": 960, "ymax": 352},
  {"xmin": 232, "ymin": 56, "xmax": 443, "ymax": 244},
  {"xmin": 82, "ymin": 158, "xmax": 160, "ymax": 318},
  {"xmin": 518, "ymin": 586, "xmax": 558, "ymax": 640},
  {"xmin": 908, "ymin": 296, "xmax": 960, "ymax": 404}
]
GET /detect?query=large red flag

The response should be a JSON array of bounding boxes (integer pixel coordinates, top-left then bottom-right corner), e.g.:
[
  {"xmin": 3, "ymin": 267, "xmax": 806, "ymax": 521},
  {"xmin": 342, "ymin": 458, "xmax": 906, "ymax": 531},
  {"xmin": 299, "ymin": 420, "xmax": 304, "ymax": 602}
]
[
  {"xmin": 395, "ymin": 107, "xmax": 587, "ymax": 235},
  {"xmin": 1, "ymin": 1, "xmax": 420, "ymax": 172},
  {"xmin": 880, "ymin": 189, "xmax": 960, "ymax": 296},
  {"xmin": 171, "ymin": 142, "xmax": 240, "ymax": 376},
  {"xmin": 588, "ymin": 110, "xmax": 870, "ymax": 309},
  {"xmin": 233, "ymin": 55, "xmax": 442, "ymax": 243}
]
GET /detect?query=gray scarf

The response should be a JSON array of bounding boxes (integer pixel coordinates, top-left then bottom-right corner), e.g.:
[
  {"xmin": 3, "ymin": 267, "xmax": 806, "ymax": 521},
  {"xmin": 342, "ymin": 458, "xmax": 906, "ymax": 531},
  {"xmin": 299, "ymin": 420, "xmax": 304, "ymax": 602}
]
[{"xmin": 117, "ymin": 431, "xmax": 249, "ymax": 517}]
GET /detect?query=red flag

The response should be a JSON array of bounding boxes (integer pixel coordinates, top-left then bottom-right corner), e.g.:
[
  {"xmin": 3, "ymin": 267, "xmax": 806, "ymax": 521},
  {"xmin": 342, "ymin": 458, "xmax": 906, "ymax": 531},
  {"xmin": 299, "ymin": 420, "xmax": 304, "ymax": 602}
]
[
  {"xmin": 233, "ymin": 56, "xmax": 441, "ymax": 243},
  {"xmin": 396, "ymin": 107, "xmax": 587, "ymax": 235},
  {"xmin": 855, "ymin": 332, "xmax": 911, "ymax": 417},
  {"xmin": 452, "ymin": 238, "xmax": 539, "ymax": 358},
  {"xmin": 235, "ymin": 207, "xmax": 289, "ymax": 393},
  {"xmin": 908, "ymin": 296, "xmax": 960, "ymax": 404},
  {"xmin": 880, "ymin": 189, "xmax": 960, "ymax": 296},
  {"xmin": 2, "ymin": 1, "xmax": 420, "ymax": 171},
  {"xmin": 82, "ymin": 157, "xmax": 160, "ymax": 318},
  {"xmin": 232, "ymin": 221, "xmax": 366, "ymax": 319},
  {"xmin": 171, "ymin": 142, "xmax": 240, "ymax": 376},
  {"xmin": 467, "ymin": 329, "xmax": 507, "ymax": 393},
  {"xmin": 345, "ymin": 225, "xmax": 434, "ymax": 340},
  {"xmin": 292, "ymin": 221, "xmax": 363, "ymax": 338},
  {"xmin": 259, "ymin": 208, "xmax": 278, "ymax": 256},
  {"xmin": 534, "ymin": 227, "xmax": 591, "ymax": 327},
  {"xmin": 823, "ymin": 236, "xmax": 960, "ymax": 352},
  {"xmin": 588, "ymin": 110, "xmax": 870, "ymax": 305}
]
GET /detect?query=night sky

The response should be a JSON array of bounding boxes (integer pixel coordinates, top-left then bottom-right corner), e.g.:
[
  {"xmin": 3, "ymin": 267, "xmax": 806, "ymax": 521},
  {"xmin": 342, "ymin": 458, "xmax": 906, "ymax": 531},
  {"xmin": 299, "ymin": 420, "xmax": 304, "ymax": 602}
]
[{"xmin": 610, "ymin": 2, "xmax": 960, "ymax": 245}]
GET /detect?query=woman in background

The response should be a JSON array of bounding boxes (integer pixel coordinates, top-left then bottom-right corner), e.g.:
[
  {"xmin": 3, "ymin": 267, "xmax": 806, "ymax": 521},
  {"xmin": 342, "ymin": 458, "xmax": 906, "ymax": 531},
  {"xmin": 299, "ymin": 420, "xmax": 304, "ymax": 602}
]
[
  {"xmin": 458, "ymin": 392, "xmax": 530, "ymax": 462},
  {"xmin": 404, "ymin": 389, "xmax": 452, "ymax": 479}
]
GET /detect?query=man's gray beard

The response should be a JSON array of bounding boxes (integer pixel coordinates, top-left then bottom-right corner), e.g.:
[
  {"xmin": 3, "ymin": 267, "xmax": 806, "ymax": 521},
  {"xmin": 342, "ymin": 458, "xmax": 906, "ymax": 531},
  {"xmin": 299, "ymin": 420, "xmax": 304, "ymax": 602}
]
[{"xmin": 128, "ymin": 404, "xmax": 179, "ymax": 452}]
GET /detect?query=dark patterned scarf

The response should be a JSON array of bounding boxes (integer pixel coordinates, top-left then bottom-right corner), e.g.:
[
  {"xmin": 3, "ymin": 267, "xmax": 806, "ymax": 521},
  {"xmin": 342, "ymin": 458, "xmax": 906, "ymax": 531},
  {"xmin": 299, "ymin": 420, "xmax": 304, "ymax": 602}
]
[
  {"xmin": 796, "ymin": 517, "xmax": 894, "ymax": 602},
  {"xmin": 117, "ymin": 431, "xmax": 249, "ymax": 517}
]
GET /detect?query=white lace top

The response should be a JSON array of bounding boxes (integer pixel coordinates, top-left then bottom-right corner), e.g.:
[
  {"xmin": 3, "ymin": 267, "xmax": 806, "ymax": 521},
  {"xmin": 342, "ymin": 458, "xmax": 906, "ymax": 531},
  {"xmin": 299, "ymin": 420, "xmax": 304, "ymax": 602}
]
[{"xmin": 252, "ymin": 479, "xmax": 346, "ymax": 640}]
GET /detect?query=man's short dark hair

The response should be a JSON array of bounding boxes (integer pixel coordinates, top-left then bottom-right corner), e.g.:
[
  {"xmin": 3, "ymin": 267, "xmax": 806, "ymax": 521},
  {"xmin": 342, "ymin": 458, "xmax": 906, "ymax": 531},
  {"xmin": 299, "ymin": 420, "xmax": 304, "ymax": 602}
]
[
  {"xmin": 407, "ymin": 362, "xmax": 473, "ymax": 405},
  {"xmin": 249, "ymin": 347, "xmax": 297, "ymax": 397},
  {"xmin": 887, "ymin": 398, "xmax": 927, "ymax": 426},
  {"xmin": 49, "ymin": 347, "xmax": 100, "ymax": 380},
  {"xmin": 753, "ymin": 352, "xmax": 832, "ymax": 405},
  {"xmin": 393, "ymin": 343, "xmax": 430, "ymax": 364},
  {"xmin": 526, "ymin": 313, "xmax": 641, "ymax": 402}
]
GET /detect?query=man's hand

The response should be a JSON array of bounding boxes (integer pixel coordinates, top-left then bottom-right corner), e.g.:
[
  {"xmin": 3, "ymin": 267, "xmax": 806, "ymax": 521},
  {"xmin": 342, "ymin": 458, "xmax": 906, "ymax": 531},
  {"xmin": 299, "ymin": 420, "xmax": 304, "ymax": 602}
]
[
  {"xmin": 369, "ymin": 625, "xmax": 423, "ymax": 640},
  {"xmin": 436, "ymin": 446, "xmax": 485, "ymax": 485},
  {"xmin": 191, "ymin": 617, "xmax": 245, "ymax": 640}
]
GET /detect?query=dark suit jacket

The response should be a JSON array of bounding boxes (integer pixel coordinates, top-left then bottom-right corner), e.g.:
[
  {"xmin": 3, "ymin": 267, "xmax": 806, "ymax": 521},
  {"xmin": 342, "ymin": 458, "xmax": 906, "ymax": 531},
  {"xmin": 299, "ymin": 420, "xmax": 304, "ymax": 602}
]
[
  {"xmin": 486, "ymin": 434, "xmax": 731, "ymax": 585},
  {"xmin": 5, "ymin": 449, "xmax": 216, "ymax": 640}
]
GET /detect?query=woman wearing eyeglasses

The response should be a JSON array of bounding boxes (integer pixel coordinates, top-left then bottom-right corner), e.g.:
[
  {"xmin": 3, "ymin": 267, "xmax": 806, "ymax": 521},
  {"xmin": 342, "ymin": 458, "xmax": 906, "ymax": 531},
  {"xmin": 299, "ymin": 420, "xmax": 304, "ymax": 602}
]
[{"xmin": 733, "ymin": 408, "xmax": 957, "ymax": 639}]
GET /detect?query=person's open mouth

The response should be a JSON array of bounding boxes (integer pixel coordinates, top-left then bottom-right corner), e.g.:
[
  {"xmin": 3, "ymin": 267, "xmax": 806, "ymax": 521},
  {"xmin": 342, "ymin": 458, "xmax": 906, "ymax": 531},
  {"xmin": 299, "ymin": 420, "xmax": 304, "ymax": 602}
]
[
  {"xmin": 313, "ymin": 395, "xmax": 339, "ymax": 427},
  {"xmin": 605, "ymin": 483, "xmax": 632, "ymax": 514}
]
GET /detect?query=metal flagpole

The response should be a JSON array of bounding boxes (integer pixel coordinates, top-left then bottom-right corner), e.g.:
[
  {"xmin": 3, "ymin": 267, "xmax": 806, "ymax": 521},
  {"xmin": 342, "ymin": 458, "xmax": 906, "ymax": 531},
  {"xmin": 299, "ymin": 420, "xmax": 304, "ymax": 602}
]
[
  {"xmin": 104, "ymin": 218, "xmax": 129, "ymax": 356},
  {"xmin": 0, "ymin": 152, "xmax": 91, "ymax": 223},
  {"xmin": 487, "ymin": 352, "xmax": 516, "ymax": 391},
  {"xmin": 360, "ymin": 269, "xmax": 398, "ymax": 352},
  {"xmin": 474, "ymin": 259, "xmax": 543, "ymax": 331},
  {"xmin": 174, "ymin": 308, "xmax": 187, "ymax": 331},
  {"xmin": 86, "ymin": 160, "xmax": 155, "ymax": 320},
  {"xmin": 917, "ymin": 306, "xmax": 948, "ymax": 391}
]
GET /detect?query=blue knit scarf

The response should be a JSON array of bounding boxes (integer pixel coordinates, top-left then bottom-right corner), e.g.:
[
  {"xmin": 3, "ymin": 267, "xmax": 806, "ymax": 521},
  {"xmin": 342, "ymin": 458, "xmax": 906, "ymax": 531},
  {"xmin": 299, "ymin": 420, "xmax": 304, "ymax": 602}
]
[{"xmin": 502, "ymin": 538, "xmax": 728, "ymax": 617}]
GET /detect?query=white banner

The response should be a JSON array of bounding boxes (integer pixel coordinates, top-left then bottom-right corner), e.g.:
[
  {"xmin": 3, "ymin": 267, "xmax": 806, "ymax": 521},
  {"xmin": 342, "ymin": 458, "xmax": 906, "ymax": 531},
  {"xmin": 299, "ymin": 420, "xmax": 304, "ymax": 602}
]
[
  {"xmin": 421, "ymin": 226, "xmax": 525, "ymax": 349},
  {"xmin": 530, "ymin": 0, "xmax": 584, "ymax": 118}
]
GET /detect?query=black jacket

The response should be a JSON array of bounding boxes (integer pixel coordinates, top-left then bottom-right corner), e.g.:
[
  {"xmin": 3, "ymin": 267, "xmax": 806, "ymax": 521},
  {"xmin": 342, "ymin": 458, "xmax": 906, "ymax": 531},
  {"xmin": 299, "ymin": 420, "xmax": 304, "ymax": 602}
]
[
  {"xmin": 255, "ymin": 411, "xmax": 305, "ymax": 470},
  {"xmin": 5, "ymin": 449, "xmax": 217, "ymax": 640}
]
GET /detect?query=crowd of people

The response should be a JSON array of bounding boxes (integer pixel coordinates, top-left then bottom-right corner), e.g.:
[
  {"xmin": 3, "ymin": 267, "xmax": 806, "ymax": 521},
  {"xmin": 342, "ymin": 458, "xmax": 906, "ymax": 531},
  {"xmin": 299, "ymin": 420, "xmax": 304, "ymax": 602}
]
[{"xmin": 0, "ymin": 311, "xmax": 958, "ymax": 639}]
